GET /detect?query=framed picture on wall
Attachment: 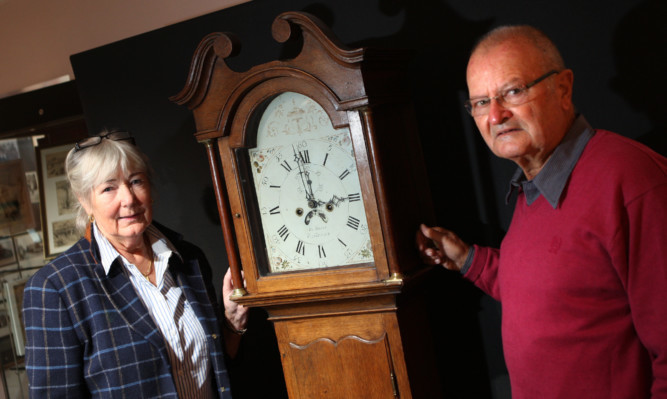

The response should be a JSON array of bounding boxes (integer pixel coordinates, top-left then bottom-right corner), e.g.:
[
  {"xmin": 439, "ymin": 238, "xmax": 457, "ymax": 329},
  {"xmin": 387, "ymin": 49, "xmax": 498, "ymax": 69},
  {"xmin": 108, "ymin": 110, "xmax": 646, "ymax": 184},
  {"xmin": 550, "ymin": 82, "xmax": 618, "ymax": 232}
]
[
  {"xmin": 15, "ymin": 231, "xmax": 45, "ymax": 269},
  {"xmin": 0, "ymin": 139, "xmax": 20, "ymax": 162},
  {"xmin": 25, "ymin": 170, "xmax": 40, "ymax": 204},
  {"xmin": 0, "ymin": 159, "xmax": 35, "ymax": 237},
  {"xmin": 37, "ymin": 143, "xmax": 79, "ymax": 258}
]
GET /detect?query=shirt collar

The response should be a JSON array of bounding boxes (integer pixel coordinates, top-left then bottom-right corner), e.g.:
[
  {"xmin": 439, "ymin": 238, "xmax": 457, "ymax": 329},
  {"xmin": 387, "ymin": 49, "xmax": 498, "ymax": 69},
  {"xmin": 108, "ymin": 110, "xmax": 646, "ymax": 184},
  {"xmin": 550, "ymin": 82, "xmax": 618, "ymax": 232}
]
[
  {"xmin": 506, "ymin": 115, "xmax": 594, "ymax": 209},
  {"xmin": 93, "ymin": 223, "xmax": 181, "ymax": 275}
]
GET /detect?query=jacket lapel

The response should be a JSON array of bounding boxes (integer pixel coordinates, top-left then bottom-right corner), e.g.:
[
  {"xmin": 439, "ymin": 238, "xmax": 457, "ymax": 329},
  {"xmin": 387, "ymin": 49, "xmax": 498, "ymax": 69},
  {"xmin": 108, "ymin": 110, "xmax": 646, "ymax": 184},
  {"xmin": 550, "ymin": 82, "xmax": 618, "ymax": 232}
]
[
  {"xmin": 99, "ymin": 260, "xmax": 168, "ymax": 351},
  {"xmin": 84, "ymin": 227, "xmax": 168, "ymax": 355}
]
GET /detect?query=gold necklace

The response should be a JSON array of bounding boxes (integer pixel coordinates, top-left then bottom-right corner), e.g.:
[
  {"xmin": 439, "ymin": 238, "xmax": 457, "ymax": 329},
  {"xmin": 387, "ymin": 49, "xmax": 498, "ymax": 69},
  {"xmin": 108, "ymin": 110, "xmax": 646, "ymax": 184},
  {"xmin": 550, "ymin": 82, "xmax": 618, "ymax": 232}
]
[
  {"xmin": 141, "ymin": 242, "xmax": 154, "ymax": 280},
  {"xmin": 142, "ymin": 257, "xmax": 153, "ymax": 279}
]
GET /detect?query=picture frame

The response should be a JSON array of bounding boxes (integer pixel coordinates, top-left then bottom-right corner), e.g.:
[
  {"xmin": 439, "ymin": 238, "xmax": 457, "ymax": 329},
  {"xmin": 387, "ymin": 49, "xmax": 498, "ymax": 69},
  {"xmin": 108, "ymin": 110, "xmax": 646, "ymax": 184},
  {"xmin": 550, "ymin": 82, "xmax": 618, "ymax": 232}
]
[
  {"xmin": 14, "ymin": 231, "xmax": 45, "ymax": 269},
  {"xmin": 4, "ymin": 276, "xmax": 29, "ymax": 356},
  {"xmin": 37, "ymin": 143, "xmax": 79, "ymax": 258},
  {"xmin": 0, "ymin": 139, "xmax": 20, "ymax": 162},
  {"xmin": 0, "ymin": 159, "xmax": 35, "ymax": 237},
  {"xmin": 25, "ymin": 170, "xmax": 40, "ymax": 204}
]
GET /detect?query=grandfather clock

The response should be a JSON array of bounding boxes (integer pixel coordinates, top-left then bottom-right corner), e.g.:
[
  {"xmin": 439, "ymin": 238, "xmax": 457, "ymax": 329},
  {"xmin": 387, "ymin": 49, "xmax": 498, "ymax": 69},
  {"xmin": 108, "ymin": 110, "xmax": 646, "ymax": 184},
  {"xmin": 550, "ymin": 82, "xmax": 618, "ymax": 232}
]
[{"xmin": 172, "ymin": 12, "xmax": 441, "ymax": 398}]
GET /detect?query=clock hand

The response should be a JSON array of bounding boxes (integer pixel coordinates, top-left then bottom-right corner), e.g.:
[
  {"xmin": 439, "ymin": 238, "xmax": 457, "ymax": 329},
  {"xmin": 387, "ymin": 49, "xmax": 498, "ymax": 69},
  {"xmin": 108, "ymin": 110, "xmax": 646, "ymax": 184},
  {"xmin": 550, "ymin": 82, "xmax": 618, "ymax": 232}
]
[
  {"xmin": 292, "ymin": 146, "xmax": 316, "ymax": 202},
  {"xmin": 291, "ymin": 147, "xmax": 330, "ymax": 225},
  {"xmin": 304, "ymin": 171, "xmax": 317, "ymax": 203},
  {"xmin": 304, "ymin": 170, "xmax": 323, "ymax": 209},
  {"xmin": 327, "ymin": 194, "xmax": 348, "ymax": 208}
]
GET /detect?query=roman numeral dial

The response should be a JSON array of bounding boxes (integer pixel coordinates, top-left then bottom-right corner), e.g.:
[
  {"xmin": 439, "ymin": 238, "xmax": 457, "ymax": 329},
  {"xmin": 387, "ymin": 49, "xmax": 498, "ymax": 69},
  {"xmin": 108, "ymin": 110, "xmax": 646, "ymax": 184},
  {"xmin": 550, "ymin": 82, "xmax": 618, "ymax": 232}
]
[{"xmin": 249, "ymin": 92, "xmax": 375, "ymax": 273}]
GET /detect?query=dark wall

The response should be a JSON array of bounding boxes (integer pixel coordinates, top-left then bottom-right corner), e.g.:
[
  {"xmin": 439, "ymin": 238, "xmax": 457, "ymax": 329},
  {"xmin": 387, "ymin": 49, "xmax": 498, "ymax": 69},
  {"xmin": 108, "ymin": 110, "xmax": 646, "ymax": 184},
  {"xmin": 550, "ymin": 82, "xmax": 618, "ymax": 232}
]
[{"xmin": 69, "ymin": 0, "xmax": 665, "ymax": 397}]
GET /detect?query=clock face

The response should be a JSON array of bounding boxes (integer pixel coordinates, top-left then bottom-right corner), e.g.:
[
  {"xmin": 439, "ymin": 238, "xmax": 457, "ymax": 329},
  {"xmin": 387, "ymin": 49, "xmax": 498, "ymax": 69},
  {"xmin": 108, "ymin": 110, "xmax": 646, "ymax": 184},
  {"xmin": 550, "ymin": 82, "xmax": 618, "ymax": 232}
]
[{"xmin": 248, "ymin": 92, "xmax": 374, "ymax": 273}]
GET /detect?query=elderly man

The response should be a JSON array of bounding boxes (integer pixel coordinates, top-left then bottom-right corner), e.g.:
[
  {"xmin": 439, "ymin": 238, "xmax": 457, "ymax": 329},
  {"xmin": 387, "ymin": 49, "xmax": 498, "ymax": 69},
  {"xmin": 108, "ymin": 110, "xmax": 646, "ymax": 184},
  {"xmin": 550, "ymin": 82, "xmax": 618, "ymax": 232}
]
[{"xmin": 417, "ymin": 26, "xmax": 667, "ymax": 398}]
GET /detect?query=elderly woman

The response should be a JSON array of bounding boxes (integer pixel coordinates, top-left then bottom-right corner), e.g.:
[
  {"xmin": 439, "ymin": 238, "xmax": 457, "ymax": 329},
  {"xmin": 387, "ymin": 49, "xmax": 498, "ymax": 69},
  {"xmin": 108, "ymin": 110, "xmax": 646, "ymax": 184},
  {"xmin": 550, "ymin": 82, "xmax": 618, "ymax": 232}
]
[{"xmin": 23, "ymin": 131, "xmax": 248, "ymax": 398}]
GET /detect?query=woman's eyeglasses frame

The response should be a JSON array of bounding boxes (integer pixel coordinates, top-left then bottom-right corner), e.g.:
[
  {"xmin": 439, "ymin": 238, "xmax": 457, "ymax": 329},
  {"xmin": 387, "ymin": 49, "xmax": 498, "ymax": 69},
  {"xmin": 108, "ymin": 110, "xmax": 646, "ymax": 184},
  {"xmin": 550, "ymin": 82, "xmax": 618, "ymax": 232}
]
[{"xmin": 74, "ymin": 131, "xmax": 135, "ymax": 152}]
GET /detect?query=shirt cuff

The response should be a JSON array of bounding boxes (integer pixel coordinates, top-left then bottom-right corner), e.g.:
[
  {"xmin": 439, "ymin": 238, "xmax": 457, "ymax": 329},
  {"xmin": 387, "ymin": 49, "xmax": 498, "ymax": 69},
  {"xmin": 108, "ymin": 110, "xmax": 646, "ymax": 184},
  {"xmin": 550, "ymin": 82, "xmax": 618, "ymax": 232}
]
[{"xmin": 459, "ymin": 246, "xmax": 475, "ymax": 275}]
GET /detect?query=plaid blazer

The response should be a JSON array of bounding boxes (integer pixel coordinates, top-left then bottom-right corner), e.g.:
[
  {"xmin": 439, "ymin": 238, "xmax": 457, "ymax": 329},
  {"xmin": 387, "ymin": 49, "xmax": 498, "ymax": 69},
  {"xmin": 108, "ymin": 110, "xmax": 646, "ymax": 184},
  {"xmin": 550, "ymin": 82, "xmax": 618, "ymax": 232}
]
[{"xmin": 23, "ymin": 223, "xmax": 233, "ymax": 398}]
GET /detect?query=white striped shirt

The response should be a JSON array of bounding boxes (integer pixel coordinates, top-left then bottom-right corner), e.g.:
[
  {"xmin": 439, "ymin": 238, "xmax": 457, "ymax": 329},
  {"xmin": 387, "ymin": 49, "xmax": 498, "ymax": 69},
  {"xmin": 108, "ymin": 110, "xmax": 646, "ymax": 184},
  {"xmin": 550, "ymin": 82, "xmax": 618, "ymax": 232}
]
[{"xmin": 94, "ymin": 223, "xmax": 214, "ymax": 399}]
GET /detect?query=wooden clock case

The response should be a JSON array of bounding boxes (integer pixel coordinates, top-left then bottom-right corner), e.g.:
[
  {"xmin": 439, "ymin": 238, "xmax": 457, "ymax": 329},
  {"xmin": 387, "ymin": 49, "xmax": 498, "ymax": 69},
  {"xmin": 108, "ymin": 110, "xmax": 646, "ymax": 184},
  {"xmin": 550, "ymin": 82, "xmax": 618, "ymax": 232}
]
[{"xmin": 172, "ymin": 11, "xmax": 441, "ymax": 398}]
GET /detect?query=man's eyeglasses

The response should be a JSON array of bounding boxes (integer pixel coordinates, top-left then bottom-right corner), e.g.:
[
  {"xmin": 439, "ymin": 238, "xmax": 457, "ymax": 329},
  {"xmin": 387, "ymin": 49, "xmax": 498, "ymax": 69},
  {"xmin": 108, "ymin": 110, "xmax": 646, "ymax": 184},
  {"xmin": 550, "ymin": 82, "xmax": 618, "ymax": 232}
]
[
  {"xmin": 74, "ymin": 131, "xmax": 135, "ymax": 152},
  {"xmin": 464, "ymin": 70, "xmax": 559, "ymax": 117}
]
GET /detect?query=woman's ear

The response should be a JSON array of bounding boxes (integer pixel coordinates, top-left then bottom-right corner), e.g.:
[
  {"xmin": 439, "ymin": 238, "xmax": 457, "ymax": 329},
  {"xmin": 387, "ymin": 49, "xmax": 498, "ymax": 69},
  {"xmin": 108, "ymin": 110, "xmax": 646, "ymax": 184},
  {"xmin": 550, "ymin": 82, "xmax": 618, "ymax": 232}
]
[{"xmin": 78, "ymin": 195, "xmax": 92, "ymax": 216}]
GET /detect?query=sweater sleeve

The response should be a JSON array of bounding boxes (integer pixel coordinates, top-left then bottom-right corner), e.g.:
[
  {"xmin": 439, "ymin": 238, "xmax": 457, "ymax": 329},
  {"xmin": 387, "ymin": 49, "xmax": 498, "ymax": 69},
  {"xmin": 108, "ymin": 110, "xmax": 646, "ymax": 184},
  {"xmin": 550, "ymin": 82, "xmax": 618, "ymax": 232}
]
[
  {"xmin": 622, "ymin": 183, "xmax": 667, "ymax": 397},
  {"xmin": 23, "ymin": 271, "xmax": 88, "ymax": 398},
  {"xmin": 462, "ymin": 244, "xmax": 501, "ymax": 301}
]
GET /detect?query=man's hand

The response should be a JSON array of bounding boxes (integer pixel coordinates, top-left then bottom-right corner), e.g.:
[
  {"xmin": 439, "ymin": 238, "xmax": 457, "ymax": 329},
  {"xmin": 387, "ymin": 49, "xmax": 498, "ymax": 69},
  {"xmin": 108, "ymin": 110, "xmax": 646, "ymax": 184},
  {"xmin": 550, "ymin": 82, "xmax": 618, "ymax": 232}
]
[{"xmin": 416, "ymin": 224, "xmax": 471, "ymax": 272}]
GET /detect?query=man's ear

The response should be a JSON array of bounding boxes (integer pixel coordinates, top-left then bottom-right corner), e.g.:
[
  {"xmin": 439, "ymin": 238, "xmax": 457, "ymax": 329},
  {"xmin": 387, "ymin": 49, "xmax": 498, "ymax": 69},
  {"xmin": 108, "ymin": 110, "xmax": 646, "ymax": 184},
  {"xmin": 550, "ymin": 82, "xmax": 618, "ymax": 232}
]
[{"xmin": 557, "ymin": 69, "xmax": 575, "ymax": 111}]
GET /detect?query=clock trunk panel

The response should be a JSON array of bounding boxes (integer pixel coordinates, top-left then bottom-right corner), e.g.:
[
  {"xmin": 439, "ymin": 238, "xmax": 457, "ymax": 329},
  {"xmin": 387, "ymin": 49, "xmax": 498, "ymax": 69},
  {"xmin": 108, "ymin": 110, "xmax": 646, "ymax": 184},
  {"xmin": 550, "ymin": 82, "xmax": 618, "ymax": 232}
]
[{"xmin": 274, "ymin": 312, "xmax": 408, "ymax": 399}]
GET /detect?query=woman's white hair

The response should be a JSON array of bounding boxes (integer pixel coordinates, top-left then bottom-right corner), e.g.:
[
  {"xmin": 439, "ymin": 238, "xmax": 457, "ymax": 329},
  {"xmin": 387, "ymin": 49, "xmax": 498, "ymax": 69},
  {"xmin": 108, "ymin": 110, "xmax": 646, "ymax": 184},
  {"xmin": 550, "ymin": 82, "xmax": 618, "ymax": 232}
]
[{"xmin": 65, "ymin": 132, "xmax": 152, "ymax": 233}]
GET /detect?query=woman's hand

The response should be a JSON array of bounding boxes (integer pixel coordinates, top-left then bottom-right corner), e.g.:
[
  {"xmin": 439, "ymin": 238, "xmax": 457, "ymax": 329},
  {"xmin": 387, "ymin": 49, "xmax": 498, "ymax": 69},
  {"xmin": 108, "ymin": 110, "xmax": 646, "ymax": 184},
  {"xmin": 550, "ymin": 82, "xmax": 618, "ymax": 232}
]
[{"xmin": 222, "ymin": 268, "xmax": 248, "ymax": 333}]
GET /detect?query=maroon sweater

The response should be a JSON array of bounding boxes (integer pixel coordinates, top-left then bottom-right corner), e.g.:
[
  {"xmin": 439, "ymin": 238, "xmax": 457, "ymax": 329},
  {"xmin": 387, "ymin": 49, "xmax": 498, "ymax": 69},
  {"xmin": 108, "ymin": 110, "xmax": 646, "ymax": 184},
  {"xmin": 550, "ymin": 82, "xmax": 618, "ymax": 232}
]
[{"xmin": 466, "ymin": 130, "xmax": 667, "ymax": 398}]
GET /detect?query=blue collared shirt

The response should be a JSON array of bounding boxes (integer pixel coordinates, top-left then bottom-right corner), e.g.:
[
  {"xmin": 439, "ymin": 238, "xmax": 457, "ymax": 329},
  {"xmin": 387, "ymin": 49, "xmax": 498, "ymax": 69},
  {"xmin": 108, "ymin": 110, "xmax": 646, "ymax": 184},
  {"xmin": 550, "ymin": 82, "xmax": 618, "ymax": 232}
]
[{"xmin": 506, "ymin": 115, "xmax": 595, "ymax": 209}]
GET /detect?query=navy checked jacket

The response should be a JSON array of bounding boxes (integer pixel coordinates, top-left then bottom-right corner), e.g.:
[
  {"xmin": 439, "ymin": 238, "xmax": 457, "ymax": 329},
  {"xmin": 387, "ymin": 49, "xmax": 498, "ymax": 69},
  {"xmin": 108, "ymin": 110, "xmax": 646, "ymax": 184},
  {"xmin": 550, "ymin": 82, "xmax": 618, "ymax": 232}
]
[{"xmin": 23, "ymin": 223, "xmax": 233, "ymax": 398}]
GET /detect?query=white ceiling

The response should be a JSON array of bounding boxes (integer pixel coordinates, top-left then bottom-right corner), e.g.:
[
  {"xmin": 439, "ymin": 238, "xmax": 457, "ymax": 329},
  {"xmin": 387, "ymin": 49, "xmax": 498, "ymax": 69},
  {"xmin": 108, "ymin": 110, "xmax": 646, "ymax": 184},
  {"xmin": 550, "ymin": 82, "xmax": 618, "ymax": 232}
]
[{"xmin": 0, "ymin": 0, "xmax": 249, "ymax": 99}]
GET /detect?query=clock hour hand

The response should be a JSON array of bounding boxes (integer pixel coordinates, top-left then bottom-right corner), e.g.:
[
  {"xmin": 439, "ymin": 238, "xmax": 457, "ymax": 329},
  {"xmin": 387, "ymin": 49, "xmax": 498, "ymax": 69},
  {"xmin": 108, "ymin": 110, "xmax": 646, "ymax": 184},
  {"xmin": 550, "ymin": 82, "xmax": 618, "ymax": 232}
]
[{"xmin": 327, "ymin": 195, "xmax": 348, "ymax": 209}]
